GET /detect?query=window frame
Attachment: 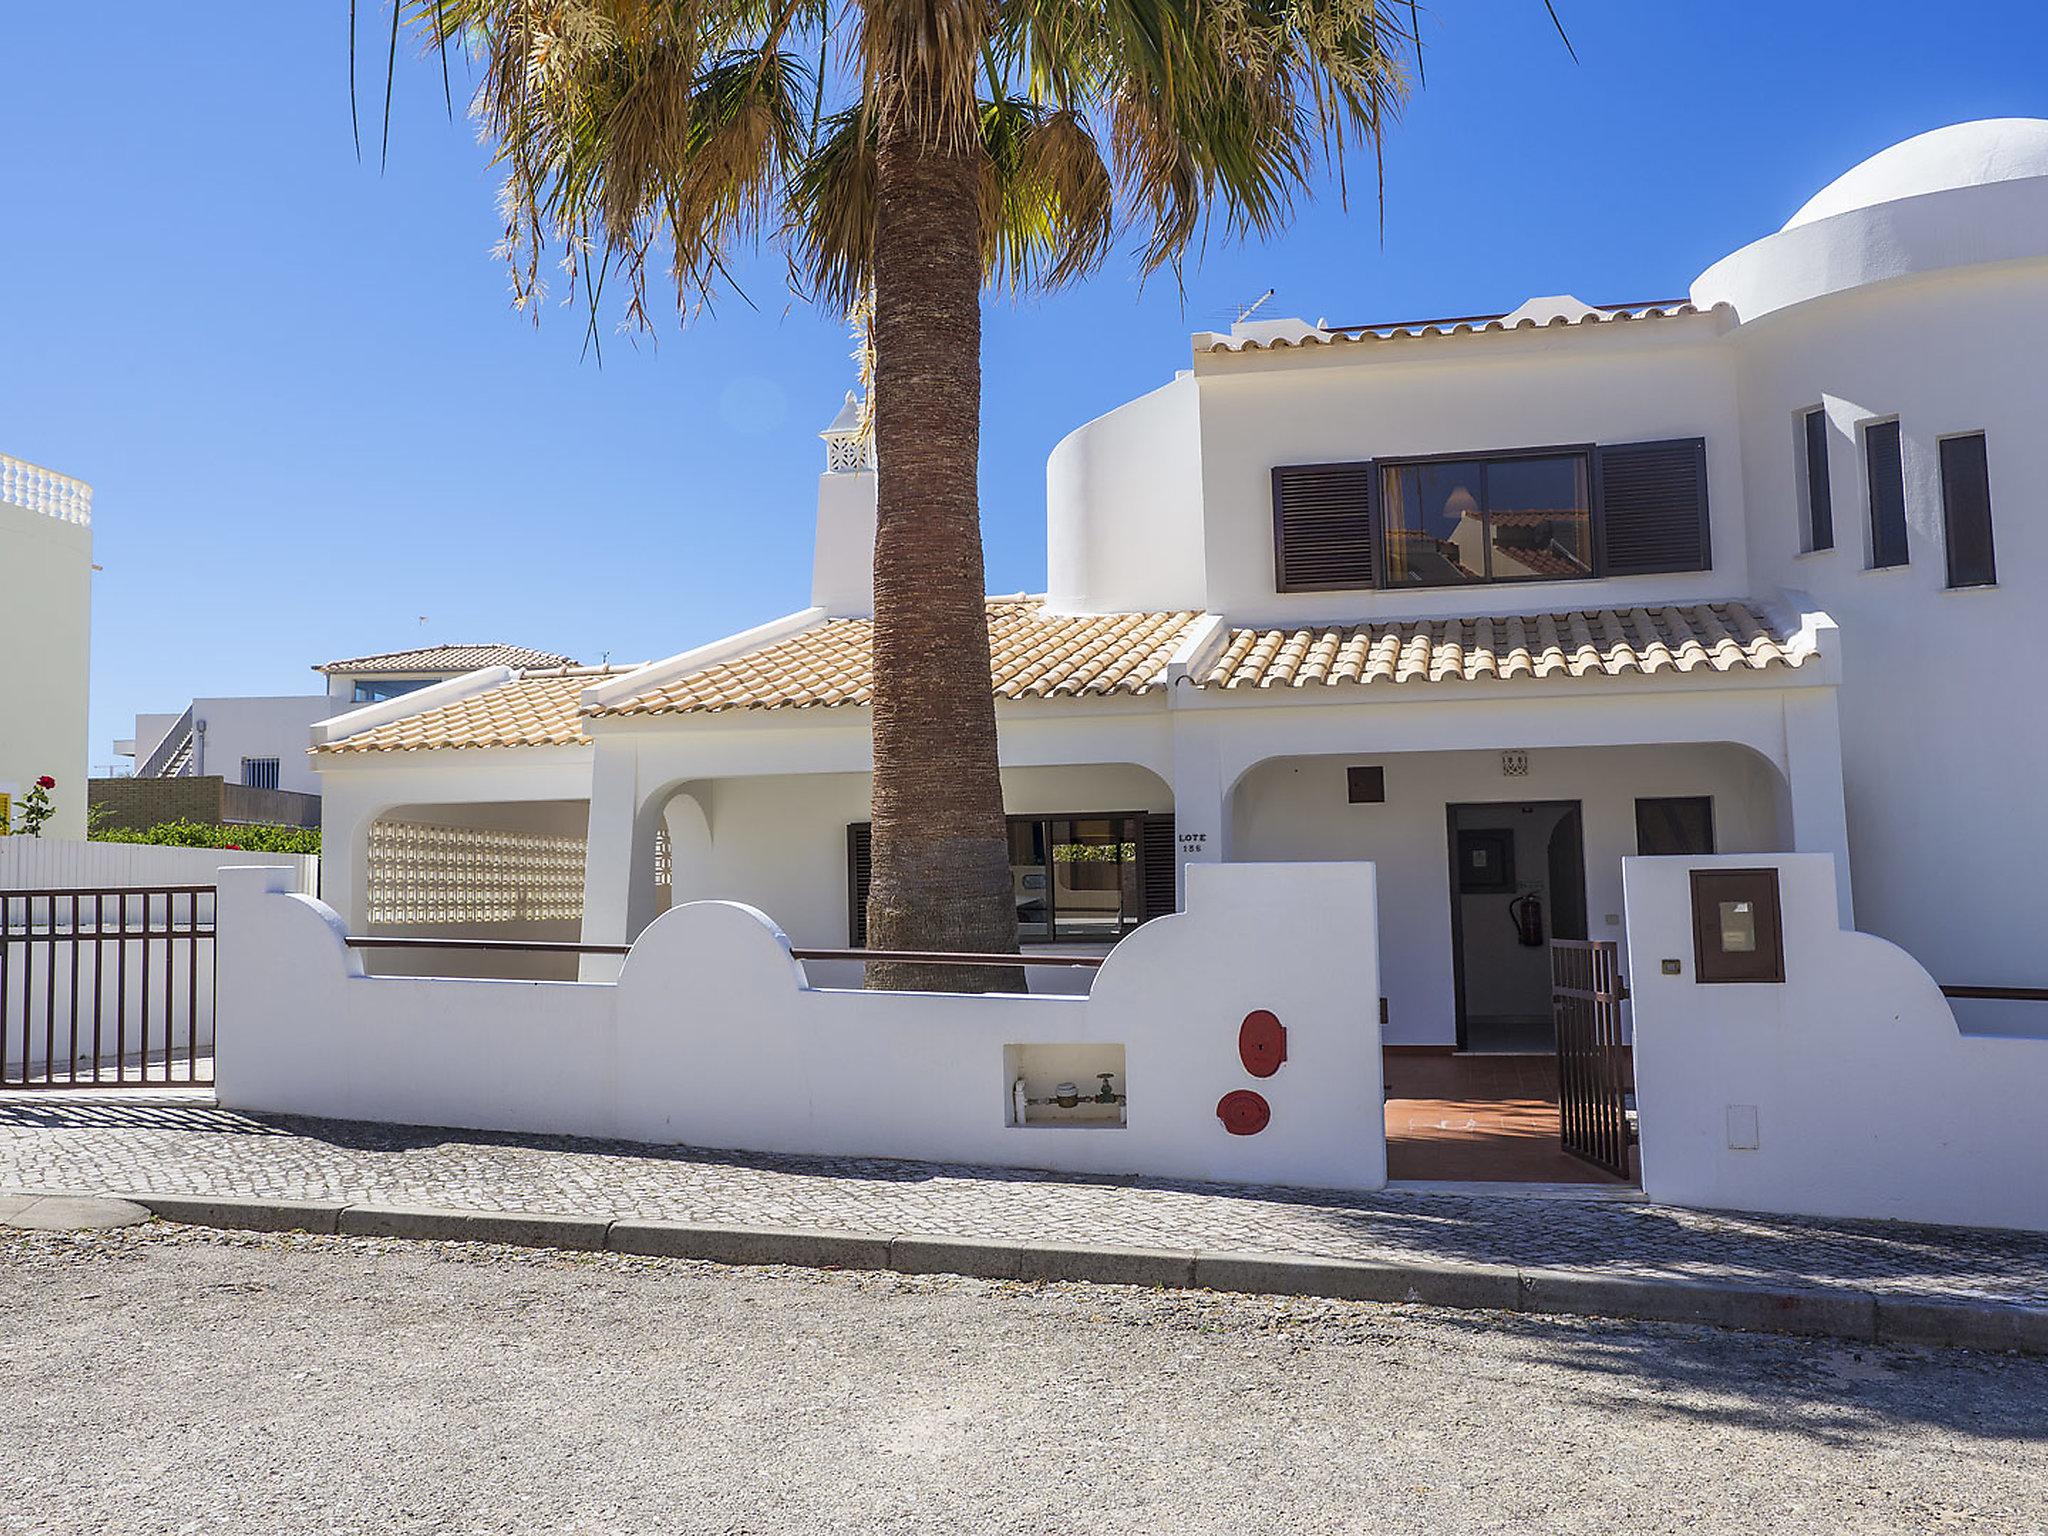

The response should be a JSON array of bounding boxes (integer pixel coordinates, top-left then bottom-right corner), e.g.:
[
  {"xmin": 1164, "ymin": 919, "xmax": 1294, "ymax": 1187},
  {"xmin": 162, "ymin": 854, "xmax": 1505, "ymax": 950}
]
[
  {"xmin": 1798, "ymin": 406, "xmax": 1834, "ymax": 553},
  {"xmin": 1861, "ymin": 417, "xmax": 1909, "ymax": 570},
  {"xmin": 1635, "ymin": 796, "xmax": 1716, "ymax": 857},
  {"xmin": 1008, "ymin": 810, "xmax": 1149, "ymax": 944},
  {"xmin": 1376, "ymin": 442, "xmax": 1598, "ymax": 590},
  {"xmin": 241, "ymin": 757, "xmax": 283, "ymax": 792},
  {"xmin": 1938, "ymin": 431, "xmax": 1997, "ymax": 589}
]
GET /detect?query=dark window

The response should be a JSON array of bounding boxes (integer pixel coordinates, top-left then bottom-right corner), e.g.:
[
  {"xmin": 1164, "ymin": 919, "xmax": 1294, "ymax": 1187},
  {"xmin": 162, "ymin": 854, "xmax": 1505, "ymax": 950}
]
[
  {"xmin": 352, "ymin": 677, "xmax": 437, "ymax": 704},
  {"xmin": 242, "ymin": 757, "xmax": 282, "ymax": 791},
  {"xmin": 1272, "ymin": 437, "xmax": 1707, "ymax": 591},
  {"xmin": 1273, "ymin": 463, "xmax": 1376, "ymax": 591},
  {"xmin": 1690, "ymin": 868, "xmax": 1786, "ymax": 984},
  {"xmin": 1596, "ymin": 438, "xmax": 1711, "ymax": 575},
  {"xmin": 1940, "ymin": 433, "xmax": 1996, "ymax": 588},
  {"xmin": 1636, "ymin": 796, "xmax": 1714, "ymax": 856},
  {"xmin": 1864, "ymin": 420, "xmax": 1908, "ymax": 569},
  {"xmin": 850, "ymin": 814, "xmax": 1174, "ymax": 947},
  {"xmin": 1801, "ymin": 408, "xmax": 1833, "ymax": 552},
  {"xmin": 1347, "ymin": 765, "xmax": 1386, "ymax": 804},
  {"xmin": 1381, "ymin": 452, "xmax": 1591, "ymax": 587}
]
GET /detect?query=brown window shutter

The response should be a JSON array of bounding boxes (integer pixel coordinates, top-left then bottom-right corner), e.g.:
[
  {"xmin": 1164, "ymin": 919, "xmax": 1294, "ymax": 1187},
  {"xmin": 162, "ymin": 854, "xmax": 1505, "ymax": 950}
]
[
  {"xmin": 846, "ymin": 822, "xmax": 872, "ymax": 947},
  {"xmin": 1139, "ymin": 813, "xmax": 1177, "ymax": 922},
  {"xmin": 1273, "ymin": 462, "xmax": 1377, "ymax": 591},
  {"xmin": 1596, "ymin": 438, "xmax": 1711, "ymax": 575}
]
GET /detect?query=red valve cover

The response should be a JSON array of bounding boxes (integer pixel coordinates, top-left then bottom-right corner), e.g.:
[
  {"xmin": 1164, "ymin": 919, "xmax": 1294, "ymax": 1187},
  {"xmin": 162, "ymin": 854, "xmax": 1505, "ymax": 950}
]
[
  {"xmin": 1216, "ymin": 1089, "xmax": 1271, "ymax": 1136},
  {"xmin": 1238, "ymin": 1009, "xmax": 1287, "ymax": 1078}
]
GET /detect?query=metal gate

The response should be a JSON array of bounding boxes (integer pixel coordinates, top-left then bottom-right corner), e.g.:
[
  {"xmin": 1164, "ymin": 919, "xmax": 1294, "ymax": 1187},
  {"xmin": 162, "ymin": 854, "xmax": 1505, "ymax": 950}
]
[
  {"xmin": 0, "ymin": 886, "xmax": 215, "ymax": 1089},
  {"xmin": 1551, "ymin": 938, "xmax": 1632, "ymax": 1179}
]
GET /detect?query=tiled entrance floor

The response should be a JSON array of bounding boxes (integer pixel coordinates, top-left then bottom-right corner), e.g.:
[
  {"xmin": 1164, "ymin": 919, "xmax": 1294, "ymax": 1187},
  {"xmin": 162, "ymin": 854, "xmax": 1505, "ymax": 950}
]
[{"xmin": 1383, "ymin": 1050, "xmax": 1633, "ymax": 1186}]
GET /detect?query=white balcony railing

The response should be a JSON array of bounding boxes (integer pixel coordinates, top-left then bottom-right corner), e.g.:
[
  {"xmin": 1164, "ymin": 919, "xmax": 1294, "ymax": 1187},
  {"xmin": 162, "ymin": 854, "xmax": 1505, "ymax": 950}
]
[{"xmin": 0, "ymin": 452, "xmax": 93, "ymax": 526}]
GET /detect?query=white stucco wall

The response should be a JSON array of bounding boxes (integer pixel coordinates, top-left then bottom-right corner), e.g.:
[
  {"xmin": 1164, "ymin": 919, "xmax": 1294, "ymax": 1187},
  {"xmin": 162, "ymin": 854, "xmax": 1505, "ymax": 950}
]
[
  {"xmin": 185, "ymin": 695, "xmax": 337, "ymax": 795},
  {"xmin": 216, "ymin": 860, "xmax": 1386, "ymax": 1190},
  {"xmin": 0, "ymin": 499, "xmax": 92, "ymax": 839},
  {"xmin": 1725, "ymin": 260, "xmax": 2048, "ymax": 992},
  {"xmin": 1230, "ymin": 744, "xmax": 1782, "ymax": 1045},
  {"xmin": 1187, "ymin": 318, "xmax": 1749, "ymax": 625},
  {"xmin": 1044, "ymin": 373, "xmax": 1208, "ymax": 614},
  {"xmin": 1626, "ymin": 853, "xmax": 2048, "ymax": 1232},
  {"xmin": 662, "ymin": 762, "xmax": 1173, "ymax": 987}
]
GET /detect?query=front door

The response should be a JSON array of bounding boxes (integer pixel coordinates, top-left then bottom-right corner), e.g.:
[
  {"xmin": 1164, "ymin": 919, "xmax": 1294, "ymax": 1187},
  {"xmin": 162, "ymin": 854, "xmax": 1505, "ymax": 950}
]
[{"xmin": 1446, "ymin": 801, "xmax": 1587, "ymax": 1052}]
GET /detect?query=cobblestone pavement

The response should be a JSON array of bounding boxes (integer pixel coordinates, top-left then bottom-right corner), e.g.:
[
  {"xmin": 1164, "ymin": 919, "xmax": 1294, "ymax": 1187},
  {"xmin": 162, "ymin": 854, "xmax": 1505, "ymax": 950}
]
[{"xmin": 4, "ymin": 1093, "xmax": 2047, "ymax": 1306}]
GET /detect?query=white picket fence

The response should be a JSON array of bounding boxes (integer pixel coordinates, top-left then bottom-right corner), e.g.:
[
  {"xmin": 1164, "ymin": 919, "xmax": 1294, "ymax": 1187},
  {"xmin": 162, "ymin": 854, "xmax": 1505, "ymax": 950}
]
[{"xmin": 0, "ymin": 839, "xmax": 318, "ymax": 896}]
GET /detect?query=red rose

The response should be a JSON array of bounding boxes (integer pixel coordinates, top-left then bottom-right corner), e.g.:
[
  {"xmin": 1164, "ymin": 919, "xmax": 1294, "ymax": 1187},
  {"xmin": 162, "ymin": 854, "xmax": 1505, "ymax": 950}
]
[
  {"xmin": 225, "ymin": 843, "xmax": 242, "ymax": 851},
  {"xmin": 35, "ymin": 776, "xmax": 54, "ymax": 789}
]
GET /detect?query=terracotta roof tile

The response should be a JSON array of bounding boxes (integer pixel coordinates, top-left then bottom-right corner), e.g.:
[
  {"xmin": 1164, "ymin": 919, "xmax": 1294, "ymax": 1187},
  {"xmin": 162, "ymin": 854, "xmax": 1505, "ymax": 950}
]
[
  {"xmin": 315, "ymin": 643, "xmax": 578, "ymax": 675},
  {"xmin": 593, "ymin": 600, "xmax": 1202, "ymax": 717},
  {"xmin": 316, "ymin": 667, "xmax": 628, "ymax": 754},
  {"xmin": 1200, "ymin": 603, "xmax": 1813, "ymax": 690}
]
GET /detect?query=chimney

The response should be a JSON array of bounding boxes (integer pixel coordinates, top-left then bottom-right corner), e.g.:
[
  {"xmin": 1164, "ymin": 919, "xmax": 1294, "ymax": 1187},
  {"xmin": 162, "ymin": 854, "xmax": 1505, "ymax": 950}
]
[{"xmin": 811, "ymin": 391, "xmax": 878, "ymax": 617}]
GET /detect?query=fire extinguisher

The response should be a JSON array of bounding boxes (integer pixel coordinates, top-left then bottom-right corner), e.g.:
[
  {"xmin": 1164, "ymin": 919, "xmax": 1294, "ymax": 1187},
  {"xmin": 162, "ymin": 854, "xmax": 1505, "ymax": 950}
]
[{"xmin": 1509, "ymin": 889, "xmax": 1545, "ymax": 948}]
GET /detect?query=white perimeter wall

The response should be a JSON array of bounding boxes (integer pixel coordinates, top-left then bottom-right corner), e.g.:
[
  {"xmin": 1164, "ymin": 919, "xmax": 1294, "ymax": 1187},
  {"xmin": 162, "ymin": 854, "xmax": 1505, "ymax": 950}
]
[
  {"xmin": 1625, "ymin": 853, "xmax": 2048, "ymax": 1233},
  {"xmin": 0, "ymin": 500, "xmax": 92, "ymax": 838},
  {"xmin": 1729, "ymin": 261, "xmax": 2048, "ymax": 995},
  {"xmin": 216, "ymin": 861, "xmax": 1387, "ymax": 1191},
  {"xmin": 1232, "ymin": 744, "xmax": 1781, "ymax": 1045}
]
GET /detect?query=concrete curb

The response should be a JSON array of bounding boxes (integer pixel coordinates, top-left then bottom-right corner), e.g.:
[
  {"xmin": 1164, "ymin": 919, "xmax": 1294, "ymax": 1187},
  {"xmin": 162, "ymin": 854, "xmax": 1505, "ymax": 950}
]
[{"xmin": 92, "ymin": 1192, "xmax": 2048, "ymax": 1358}]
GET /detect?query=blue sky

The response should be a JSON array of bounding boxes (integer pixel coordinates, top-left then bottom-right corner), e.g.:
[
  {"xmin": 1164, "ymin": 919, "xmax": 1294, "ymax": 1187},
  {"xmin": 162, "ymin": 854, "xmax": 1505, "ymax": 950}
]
[{"xmin": 2, "ymin": 3, "xmax": 2042, "ymax": 763}]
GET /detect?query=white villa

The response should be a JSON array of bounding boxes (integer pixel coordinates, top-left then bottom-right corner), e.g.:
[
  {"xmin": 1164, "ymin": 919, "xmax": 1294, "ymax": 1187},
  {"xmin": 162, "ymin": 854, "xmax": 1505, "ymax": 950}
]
[
  {"xmin": 310, "ymin": 118, "xmax": 2047, "ymax": 1046},
  {"xmin": 122, "ymin": 643, "xmax": 581, "ymax": 798}
]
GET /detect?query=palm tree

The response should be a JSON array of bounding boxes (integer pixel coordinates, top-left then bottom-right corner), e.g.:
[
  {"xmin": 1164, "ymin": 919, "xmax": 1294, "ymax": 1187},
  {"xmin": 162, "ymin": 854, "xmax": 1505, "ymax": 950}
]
[{"xmin": 384, "ymin": 0, "xmax": 1415, "ymax": 989}]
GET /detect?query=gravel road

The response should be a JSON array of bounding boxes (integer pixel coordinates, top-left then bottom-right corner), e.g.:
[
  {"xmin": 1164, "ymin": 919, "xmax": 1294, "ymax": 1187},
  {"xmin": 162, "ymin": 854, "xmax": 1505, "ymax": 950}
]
[{"xmin": 2, "ymin": 1224, "xmax": 2043, "ymax": 1535}]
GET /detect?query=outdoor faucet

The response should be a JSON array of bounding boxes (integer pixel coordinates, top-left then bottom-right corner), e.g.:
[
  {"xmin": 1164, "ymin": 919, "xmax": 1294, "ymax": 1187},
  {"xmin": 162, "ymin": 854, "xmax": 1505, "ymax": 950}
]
[{"xmin": 1094, "ymin": 1073, "xmax": 1120, "ymax": 1104}]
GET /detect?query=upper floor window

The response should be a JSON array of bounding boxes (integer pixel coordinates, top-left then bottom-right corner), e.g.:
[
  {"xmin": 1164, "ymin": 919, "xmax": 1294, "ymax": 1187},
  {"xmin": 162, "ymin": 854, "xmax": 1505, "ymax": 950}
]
[
  {"xmin": 1863, "ymin": 419, "xmax": 1908, "ymax": 569},
  {"xmin": 352, "ymin": 677, "xmax": 435, "ymax": 704},
  {"xmin": 1272, "ymin": 438, "xmax": 1708, "ymax": 593},
  {"xmin": 1382, "ymin": 453, "xmax": 1592, "ymax": 587},
  {"xmin": 1940, "ymin": 432, "xmax": 1996, "ymax": 588},
  {"xmin": 1799, "ymin": 407, "xmax": 1833, "ymax": 552}
]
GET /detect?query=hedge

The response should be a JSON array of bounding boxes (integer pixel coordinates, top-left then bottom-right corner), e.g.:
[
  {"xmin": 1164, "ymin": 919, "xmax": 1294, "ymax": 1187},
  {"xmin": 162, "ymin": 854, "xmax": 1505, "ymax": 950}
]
[{"xmin": 91, "ymin": 819, "xmax": 321, "ymax": 856}]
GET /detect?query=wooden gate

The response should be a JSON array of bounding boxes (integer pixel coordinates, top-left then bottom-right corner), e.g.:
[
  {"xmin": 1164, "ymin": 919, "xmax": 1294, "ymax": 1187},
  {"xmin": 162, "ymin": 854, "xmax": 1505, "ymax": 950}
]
[
  {"xmin": 0, "ymin": 886, "xmax": 215, "ymax": 1089},
  {"xmin": 1551, "ymin": 939, "xmax": 1632, "ymax": 1179}
]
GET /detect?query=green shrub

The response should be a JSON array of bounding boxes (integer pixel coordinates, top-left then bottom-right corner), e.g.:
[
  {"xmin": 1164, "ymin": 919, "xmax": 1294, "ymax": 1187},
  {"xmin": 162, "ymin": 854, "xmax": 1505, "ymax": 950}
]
[{"xmin": 91, "ymin": 818, "xmax": 320, "ymax": 856}]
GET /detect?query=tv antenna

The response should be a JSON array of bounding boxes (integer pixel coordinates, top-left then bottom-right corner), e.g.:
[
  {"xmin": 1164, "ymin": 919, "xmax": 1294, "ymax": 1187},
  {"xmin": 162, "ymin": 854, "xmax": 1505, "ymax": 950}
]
[{"xmin": 1234, "ymin": 288, "xmax": 1277, "ymax": 325}]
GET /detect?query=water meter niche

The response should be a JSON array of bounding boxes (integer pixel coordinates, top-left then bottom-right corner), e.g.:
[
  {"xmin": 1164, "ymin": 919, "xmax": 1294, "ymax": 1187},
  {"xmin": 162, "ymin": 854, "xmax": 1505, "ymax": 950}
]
[{"xmin": 1006, "ymin": 1043, "xmax": 1128, "ymax": 1128}]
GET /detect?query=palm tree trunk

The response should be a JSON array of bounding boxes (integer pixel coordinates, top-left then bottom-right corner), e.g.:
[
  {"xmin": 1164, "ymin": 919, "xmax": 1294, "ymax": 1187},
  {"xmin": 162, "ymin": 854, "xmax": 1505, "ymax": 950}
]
[{"xmin": 863, "ymin": 104, "xmax": 1023, "ymax": 993}]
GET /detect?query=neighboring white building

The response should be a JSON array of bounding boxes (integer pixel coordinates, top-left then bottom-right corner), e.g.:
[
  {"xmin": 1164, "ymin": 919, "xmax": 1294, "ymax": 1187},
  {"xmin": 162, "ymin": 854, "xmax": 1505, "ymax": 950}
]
[
  {"xmin": 123, "ymin": 644, "xmax": 579, "ymax": 798},
  {"xmin": 312, "ymin": 120, "xmax": 2046, "ymax": 1043},
  {"xmin": 0, "ymin": 452, "xmax": 93, "ymax": 840}
]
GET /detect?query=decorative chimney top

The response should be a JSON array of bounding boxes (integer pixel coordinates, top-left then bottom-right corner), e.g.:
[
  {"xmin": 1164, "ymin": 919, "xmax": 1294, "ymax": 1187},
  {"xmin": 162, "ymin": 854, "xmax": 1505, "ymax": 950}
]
[{"xmin": 821, "ymin": 391, "xmax": 874, "ymax": 474}]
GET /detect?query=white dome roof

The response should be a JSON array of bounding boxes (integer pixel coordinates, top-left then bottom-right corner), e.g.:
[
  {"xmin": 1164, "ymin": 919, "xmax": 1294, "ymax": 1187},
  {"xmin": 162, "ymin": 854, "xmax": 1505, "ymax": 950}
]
[{"xmin": 1784, "ymin": 118, "xmax": 2048, "ymax": 231}]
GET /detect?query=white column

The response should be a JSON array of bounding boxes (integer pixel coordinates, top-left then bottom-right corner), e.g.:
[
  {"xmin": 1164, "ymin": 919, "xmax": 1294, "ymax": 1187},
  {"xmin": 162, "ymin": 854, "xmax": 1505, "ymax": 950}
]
[
  {"xmin": 1166, "ymin": 713, "xmax": 1230, "ymax": 907},
  {"xmin": 578, "ymin": 740, "xmax": 658, "ymax": 980},
  {"xmin": 1783, "ymin": 688, "xmax": 1855, "ymax": 929}
]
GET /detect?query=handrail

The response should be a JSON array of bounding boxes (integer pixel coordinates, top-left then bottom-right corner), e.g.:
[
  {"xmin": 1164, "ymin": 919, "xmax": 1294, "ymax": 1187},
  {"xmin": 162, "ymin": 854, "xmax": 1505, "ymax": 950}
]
[
  {"xmin": 138, "ymin": 704, "xmax": 195, "ymax": 780},
  {"xmin": 1940, "ymin": 985, "xmax": 2048, "ymax": 1002},
  {"xmin": 343, "ymin": 935, "xmax": 1104, "ymax": 968}
]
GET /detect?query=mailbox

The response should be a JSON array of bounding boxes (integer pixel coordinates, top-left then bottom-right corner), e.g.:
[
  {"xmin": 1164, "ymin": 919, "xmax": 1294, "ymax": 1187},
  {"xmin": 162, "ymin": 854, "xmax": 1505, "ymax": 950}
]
[{"xmin": 1689, "ymin": 868, "xmax": 1786, "ymax": 983}]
